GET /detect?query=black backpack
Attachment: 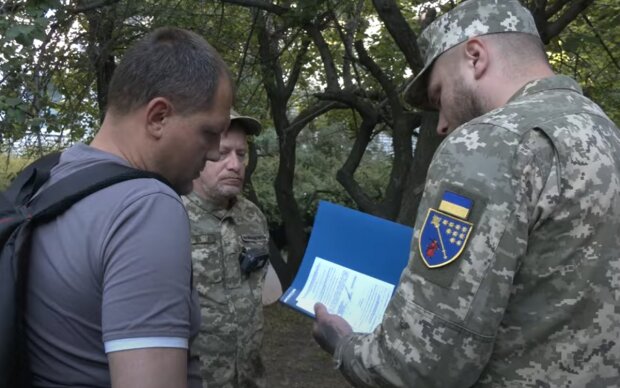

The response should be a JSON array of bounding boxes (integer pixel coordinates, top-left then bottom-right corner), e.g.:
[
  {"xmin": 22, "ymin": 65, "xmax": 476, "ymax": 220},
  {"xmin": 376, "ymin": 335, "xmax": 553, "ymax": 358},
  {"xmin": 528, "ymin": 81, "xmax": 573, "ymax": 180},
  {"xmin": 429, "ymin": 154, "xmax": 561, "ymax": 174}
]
[{"xmin": 0, "ymin": 152, "xmax": 170, "ymax": 386}]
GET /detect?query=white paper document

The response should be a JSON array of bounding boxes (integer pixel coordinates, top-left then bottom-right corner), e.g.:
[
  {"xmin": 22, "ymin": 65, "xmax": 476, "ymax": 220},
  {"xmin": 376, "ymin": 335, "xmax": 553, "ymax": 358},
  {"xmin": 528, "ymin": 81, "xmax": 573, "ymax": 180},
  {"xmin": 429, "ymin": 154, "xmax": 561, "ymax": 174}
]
[{"xmin": 295, "ymin": 257, "xmax": 395, "ymax": 333}]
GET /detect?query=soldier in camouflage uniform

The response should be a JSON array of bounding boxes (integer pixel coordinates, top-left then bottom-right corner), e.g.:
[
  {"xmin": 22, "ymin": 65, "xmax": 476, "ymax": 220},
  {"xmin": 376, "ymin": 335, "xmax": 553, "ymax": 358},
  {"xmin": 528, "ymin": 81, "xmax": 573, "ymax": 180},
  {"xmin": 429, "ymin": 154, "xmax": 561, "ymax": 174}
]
[
  {"xmin": 313, "ymin": 0, "xmax": 620, "ymax": 386},
  {"xmin": 184, "ymin": 109, "xmax": 270, "ymax": 388}
]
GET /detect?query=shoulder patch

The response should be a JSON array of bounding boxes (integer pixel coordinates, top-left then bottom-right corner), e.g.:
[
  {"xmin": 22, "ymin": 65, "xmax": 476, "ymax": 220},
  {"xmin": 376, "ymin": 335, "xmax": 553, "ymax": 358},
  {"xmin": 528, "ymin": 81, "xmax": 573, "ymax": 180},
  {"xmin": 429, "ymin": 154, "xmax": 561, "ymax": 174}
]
[{"xmin": 419, "ymin": 191, "xmax": 474, "ymax": 268}]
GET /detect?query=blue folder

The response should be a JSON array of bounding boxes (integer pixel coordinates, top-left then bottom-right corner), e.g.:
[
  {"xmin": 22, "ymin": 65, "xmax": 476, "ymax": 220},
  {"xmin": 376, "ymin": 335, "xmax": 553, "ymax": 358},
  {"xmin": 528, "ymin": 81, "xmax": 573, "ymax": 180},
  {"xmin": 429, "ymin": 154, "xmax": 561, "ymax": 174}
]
[{"xmin": 280, "ymin": 200, "xmax": 413, "ymax": 317}]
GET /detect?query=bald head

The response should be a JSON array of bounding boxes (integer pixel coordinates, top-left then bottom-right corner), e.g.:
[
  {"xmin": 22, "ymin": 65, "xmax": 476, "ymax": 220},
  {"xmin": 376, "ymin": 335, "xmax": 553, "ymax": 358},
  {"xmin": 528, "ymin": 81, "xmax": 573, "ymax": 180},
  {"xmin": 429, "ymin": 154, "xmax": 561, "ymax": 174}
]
[{"xmin": 426, "ymin": 30, "xmax": 555, "ymax": 136}]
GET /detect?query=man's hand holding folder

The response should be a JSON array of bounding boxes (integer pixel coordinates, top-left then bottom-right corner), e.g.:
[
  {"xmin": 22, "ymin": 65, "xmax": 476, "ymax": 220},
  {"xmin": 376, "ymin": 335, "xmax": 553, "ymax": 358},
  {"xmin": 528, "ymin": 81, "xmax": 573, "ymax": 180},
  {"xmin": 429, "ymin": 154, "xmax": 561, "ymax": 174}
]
[{"xmin": 312, "ymin": 303, "xmax": 353, "ymax": 355}]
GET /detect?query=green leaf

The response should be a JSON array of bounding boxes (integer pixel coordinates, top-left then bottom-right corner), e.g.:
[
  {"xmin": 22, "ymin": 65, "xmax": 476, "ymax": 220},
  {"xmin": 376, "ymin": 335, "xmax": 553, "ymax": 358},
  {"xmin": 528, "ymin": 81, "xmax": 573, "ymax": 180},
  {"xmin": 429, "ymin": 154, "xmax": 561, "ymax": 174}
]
[{"xmin": 5, "ymin": 23, "xmax": 39, "ymax": 47}]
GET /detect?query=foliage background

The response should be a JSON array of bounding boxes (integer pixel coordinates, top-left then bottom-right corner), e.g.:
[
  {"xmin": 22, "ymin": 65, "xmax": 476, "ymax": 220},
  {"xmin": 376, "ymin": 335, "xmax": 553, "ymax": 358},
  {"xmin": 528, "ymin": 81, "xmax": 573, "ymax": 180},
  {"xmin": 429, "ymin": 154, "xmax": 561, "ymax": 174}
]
[{"xmin": 1, "ymin": 0, "xmax": 618, "ymax": 282}]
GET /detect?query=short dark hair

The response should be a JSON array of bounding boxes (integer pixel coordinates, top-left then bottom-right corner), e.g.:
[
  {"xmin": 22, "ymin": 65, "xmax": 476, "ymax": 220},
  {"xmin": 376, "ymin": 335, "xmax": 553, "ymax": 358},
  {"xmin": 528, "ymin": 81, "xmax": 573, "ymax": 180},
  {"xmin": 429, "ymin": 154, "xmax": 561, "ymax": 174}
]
[{"xmin": 106, "ymin": 27, "xmax": 230, "ymax": 116}]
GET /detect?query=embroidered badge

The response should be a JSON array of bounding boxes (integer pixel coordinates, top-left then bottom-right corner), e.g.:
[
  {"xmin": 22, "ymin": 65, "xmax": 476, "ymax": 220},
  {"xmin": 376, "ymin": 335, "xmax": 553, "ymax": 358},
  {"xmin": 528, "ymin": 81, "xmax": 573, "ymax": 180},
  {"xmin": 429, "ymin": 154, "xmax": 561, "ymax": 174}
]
[{"xmin": 419, "ymin": 191, "xmax": 474, "ymax": 268}]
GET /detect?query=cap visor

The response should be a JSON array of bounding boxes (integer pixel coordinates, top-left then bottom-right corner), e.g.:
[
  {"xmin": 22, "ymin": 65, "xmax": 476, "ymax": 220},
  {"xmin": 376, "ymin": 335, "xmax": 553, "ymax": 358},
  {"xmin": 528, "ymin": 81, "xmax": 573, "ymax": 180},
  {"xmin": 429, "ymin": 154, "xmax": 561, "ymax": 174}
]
[{"xmin": 231, "ymin": 116, "xmax": 262, "ymax": 135}]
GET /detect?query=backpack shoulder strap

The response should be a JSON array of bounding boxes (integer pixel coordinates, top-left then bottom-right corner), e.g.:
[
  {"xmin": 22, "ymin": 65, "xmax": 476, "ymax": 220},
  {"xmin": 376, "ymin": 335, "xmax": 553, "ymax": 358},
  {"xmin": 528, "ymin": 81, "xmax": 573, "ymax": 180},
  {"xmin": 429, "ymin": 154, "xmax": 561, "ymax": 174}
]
[
  {"xmin": 5, "ymin": 152, "xmax": 61, "ymax": 205},
  {"xmin": 28, "ymin": 162, "xmax": 172, "ymax": 223}
]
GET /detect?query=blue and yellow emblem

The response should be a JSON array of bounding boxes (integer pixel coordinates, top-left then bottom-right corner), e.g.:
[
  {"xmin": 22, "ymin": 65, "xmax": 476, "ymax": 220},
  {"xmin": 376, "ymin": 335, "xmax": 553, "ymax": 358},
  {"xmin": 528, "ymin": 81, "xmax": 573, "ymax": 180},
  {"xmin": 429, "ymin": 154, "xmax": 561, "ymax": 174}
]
[{"xmin": 419, "ymin": 191, "xmax": 474, "ymax": 268}]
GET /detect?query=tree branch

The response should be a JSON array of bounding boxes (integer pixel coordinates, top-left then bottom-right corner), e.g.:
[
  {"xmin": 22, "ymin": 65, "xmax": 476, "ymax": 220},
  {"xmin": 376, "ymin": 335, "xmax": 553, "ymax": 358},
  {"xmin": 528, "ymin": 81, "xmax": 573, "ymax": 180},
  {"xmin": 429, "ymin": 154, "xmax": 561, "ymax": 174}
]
[
  {"xmin": 372, "ymin": 0, "xmax": 424, "ymax": 72},
  {"xmin": 544, "ymin": 0, "xmax": 572, "ymax": 19},
  {"xmin": 329, "ymin": 9, "xmax": 351, "ymax": 88},
  {"xmin": 526, "ymin": 0, "xmax": 550, "ymax": 39},
  {"xmin": 582, "ymin": 13, "xmax": 620, "ymax": 71},
  {"xmin": 534, "ymin": 0, "xmax": 548, "ymax": 14},
  {"xmin": 256, "ymin": 12, "xmax": 288, "ymax": 134},
  {"xmin": 235, "ymin": 8, "xmax": 260, "ymax": 86},
  {"xmin": 316, "ymin": 90, "xmax": 378, "ymax": 120},
  {"xmin": 286, "ymin": 100, "xmax": 346, "ymax": 137},
  {"xmin": 0, "ymin": 1, "xmax": 23, "ymax": 16},
  {"xmin": 69, "ymin": 0, "xmax": 122, "ymax": 14},
  {"xmin": 328, "ymin": 6, "xmax": 368, "ymax": 97},
  {"xmin": 545, "ymin": 0, "xmax": 594, "ymax": 42},
  {"xmin": 354, "ymin": 40, "xmax": 399, "ymax": 109},
  {"xmin": 284, "ymin": 38, "xmax": 311, "ymax": 100},
  {"xmin": 305, "ymin": 20, "xmax": 340, "ymax": 91},
  {"xmin": 219, "ymin": 0, "xmax": 289, "ymax": 16},
  {"xmin": 336, "ymin": 117, "xmax": 382, "ymax": 215}
]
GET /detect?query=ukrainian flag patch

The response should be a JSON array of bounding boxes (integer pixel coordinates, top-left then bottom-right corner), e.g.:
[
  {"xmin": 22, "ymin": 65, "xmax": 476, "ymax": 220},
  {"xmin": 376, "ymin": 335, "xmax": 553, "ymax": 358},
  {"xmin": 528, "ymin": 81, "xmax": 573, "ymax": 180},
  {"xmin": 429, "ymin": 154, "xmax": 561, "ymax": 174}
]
[{"xmin": 419, "ymin": 191, "xmax": 474, "ymax": 268}]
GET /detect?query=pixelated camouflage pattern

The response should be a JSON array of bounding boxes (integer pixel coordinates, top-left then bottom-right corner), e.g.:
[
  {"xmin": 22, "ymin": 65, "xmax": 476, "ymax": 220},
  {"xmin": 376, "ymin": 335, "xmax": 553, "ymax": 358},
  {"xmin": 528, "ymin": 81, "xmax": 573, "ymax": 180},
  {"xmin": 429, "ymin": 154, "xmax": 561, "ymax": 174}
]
[
  {"xmin": 336, "ymin": 75, "xmax": 620, "ymax": 387},
  {"xmin": 405, "ymin": 0, "xmax": 540, "ymax": 107},
  {"xmin": 183, "ymin": 193, "xmax": 269, "ymax": 388}
]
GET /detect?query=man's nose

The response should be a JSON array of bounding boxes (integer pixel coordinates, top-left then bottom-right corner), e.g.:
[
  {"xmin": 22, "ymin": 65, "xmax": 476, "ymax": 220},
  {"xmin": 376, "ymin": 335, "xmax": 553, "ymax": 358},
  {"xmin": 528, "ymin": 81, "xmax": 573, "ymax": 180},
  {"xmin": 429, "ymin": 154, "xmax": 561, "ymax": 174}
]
[
  {"xmin": 225, "ymin": 154, "xmax": 243, "ymax": 171},
  {"xmin": 436, "ymin": 113, "xmax": 450, "ymax": 136}
]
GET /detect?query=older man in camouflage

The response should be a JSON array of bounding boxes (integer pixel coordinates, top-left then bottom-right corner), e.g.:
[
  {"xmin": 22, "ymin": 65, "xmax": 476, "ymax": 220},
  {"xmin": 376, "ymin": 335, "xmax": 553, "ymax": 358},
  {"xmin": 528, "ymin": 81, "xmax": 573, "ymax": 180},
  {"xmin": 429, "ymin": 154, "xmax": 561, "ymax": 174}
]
[
  {"xmin": 184, "ymin": 109, "xmax": 270, "ymax": 388},
  {"xmin": 313, "ymin": 0, "xmax": 620, "ymax": 386}
]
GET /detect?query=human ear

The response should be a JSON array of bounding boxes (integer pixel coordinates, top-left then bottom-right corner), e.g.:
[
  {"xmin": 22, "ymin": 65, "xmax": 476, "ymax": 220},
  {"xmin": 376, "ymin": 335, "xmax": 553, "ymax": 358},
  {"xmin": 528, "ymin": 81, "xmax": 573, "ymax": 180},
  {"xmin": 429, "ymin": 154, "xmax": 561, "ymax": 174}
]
[
  {"xmin": 463, "ymin": 38, "xmax": 489, "ymax": 80},
  {"xmin": 145, "ymin": 97, "xmax": 173, "ymax": 139}
]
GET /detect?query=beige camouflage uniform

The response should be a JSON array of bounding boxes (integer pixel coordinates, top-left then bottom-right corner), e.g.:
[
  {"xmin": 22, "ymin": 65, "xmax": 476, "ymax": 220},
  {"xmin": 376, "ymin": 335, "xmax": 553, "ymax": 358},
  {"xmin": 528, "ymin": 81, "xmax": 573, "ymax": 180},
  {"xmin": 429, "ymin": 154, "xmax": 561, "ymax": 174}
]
[
  {"xmin": 184, "ymin": 192, "xmax": 269, "ymax": 388},
  {"xmin": 335, "ymin": 1, "xmax": 620, "ymax": 387}
]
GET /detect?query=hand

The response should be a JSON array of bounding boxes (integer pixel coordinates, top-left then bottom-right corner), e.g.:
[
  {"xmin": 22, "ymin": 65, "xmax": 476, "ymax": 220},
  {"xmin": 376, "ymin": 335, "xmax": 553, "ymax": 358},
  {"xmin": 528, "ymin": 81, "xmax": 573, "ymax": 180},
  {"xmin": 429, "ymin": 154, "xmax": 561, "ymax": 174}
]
[{"xmin": 312, "ymin": 303, "xmax": 353, "ymax": 355}]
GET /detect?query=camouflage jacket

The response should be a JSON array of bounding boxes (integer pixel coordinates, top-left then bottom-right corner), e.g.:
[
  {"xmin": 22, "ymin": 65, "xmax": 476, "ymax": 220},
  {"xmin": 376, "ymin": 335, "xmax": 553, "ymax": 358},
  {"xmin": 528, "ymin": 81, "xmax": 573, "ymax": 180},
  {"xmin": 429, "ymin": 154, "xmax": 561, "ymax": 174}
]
[
  {"xmin": 335, "ymin": 76, "xmax": 620, "ymax": 387},
  {"xmin": 183, "ymin": 193, "xmax": 270, "ymax": 388}
]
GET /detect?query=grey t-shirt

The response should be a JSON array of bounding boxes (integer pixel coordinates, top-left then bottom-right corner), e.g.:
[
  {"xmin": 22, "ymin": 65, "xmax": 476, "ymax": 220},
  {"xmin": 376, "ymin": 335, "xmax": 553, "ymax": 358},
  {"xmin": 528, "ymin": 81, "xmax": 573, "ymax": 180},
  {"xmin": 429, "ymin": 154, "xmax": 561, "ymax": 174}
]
[{"xmin": 25, "ymin": 144, "xmax": 202, "ymax": 387}]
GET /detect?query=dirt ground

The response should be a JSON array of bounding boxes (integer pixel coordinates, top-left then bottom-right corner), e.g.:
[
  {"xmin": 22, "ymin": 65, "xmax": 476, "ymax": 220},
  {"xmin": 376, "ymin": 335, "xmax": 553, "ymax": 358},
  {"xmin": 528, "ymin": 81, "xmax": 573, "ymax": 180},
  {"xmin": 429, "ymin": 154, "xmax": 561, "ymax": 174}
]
[{"xmin": 263, "ymin": 303, "xmax": 350, "ymax": 388}]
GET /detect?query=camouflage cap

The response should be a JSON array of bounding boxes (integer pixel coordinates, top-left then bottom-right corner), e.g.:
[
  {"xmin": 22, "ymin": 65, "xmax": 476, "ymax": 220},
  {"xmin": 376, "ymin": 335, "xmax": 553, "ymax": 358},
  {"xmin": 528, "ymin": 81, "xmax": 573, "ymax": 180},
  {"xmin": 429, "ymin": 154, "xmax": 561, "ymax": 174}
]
[
  {"xmin": 230, "ymin": 108, "xmax": 262, "ymax": 136},
  {"xmin": 404, "ymin": 0, "xmax": 540, "ymax": 108}
]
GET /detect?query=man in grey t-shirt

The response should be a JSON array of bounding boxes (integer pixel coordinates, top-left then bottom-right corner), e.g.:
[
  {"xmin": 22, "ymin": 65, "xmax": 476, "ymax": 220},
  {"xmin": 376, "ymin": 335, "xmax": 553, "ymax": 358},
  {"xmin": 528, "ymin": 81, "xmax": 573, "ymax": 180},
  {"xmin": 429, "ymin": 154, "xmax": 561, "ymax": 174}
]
[{"xmin": 25, "ymin": 28, "xmax": 232, "ymax": 388}]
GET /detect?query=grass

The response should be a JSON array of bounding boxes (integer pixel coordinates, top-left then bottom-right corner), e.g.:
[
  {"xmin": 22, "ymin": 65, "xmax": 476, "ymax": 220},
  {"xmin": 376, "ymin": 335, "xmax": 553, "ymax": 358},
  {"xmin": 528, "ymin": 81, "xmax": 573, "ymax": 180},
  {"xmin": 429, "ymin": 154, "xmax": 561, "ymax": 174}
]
[
  {"xmin": 0, "ymin": 154, "xmax": 34, "ymax": 189},
  {"xmin": 263, "ymin": 303, "xmax": 349, "ymax": 387}
]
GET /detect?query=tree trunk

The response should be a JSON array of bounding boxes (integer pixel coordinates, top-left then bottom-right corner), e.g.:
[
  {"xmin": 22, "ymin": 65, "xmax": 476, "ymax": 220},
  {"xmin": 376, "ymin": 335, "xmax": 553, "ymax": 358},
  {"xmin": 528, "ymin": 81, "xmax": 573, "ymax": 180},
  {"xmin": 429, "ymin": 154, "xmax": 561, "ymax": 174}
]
[
  {"xmin": 397, "ymin": 112, "xmax": 442, "ymax": 227},
  {"xmin": 83, "ymin": 4, "xmax": 117, "ymax": 122},
  {"xmin": 274, "ymin": 131, "xmax": 308, "ymax": 283},
  {"xmin": 245, "ymin": 141, "xmax": 293, "ymax": 288}
]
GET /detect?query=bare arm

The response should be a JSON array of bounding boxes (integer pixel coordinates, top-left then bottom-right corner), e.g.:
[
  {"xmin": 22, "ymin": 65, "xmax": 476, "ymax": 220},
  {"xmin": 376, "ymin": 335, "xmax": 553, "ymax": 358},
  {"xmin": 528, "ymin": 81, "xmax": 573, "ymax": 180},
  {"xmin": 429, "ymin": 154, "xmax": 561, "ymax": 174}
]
[{"xmin": 109, "ymin": 348, "xmax": 188, "ymax": 388}]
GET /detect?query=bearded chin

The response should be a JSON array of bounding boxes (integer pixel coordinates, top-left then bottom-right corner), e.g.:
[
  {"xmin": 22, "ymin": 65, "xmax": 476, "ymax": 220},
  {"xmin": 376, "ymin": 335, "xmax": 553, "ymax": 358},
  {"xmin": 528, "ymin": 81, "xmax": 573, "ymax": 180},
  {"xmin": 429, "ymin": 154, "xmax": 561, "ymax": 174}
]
[{"xmin": 455, "ymin": 83, "xmax": 490, "ymax": 127}]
